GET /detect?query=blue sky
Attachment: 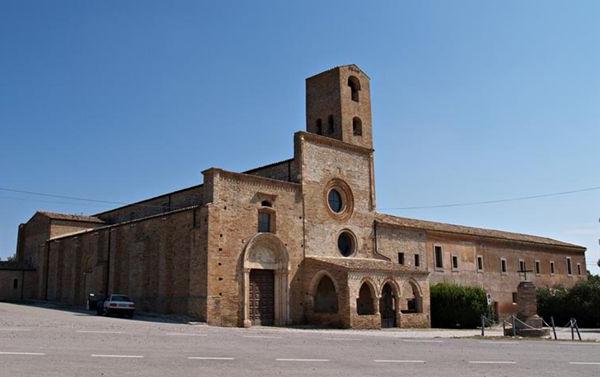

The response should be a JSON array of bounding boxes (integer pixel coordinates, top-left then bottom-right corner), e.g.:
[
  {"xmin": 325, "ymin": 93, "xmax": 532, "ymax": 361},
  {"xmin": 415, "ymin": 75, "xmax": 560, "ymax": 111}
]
[{"xmin": 1, "ymin": 1, "xmax": 598, "ymax": 273}]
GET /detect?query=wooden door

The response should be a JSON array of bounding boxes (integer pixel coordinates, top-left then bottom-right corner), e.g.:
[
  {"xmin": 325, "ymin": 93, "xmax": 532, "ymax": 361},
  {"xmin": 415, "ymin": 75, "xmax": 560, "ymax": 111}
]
[{"xmin": 249, "ymin": 269, "xmax": 275, "ymax": 326}]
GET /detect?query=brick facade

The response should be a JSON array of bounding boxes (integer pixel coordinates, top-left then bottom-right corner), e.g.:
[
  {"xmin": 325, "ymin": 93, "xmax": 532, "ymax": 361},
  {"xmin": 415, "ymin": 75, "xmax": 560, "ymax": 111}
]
[{"xmin": 2, "ymin": 64, "xmax": 586, "ymax": 328}]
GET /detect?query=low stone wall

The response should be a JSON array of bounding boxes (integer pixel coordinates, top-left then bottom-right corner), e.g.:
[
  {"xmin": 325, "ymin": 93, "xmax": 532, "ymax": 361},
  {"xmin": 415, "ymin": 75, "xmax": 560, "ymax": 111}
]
[
  {"xmin": 400, "ymin": 312, "xmax": 430, "ymax": 328},
  {"xmin": 351, "ymin": 313, "xmax": 380, "ymax": 329}
]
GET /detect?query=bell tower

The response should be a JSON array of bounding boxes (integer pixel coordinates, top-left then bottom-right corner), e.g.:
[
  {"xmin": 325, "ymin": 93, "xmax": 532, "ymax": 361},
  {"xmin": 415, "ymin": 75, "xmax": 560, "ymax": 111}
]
[{"xmin": 306, "ymin": 64, "xmax": 373, "ymax": 149}]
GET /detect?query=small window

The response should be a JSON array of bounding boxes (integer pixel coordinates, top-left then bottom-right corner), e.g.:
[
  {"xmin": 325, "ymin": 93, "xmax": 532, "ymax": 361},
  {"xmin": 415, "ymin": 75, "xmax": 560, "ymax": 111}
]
[
  {"xmin": 352, "ymin": 117, "xmax": 362, "ymax": 136},
  {"xmin": 501, "ymin": 258, "xmax": 507, "ymax": 273},
  {"xmin": 535, "ymin": 260, "xmax": 540, "ymax": 274},
  {"xmin": 13, "ymin": 279, "xmax": 18, "ymax": 289},
  {"xmin": 550, "ymin": 261, "xmax": 555, "ymax": 274},
  {"xmin": 434, "ymin": 246, "xmax": 443, "ymax": 269},
  {"xmin": 398, "ymin": 252, "xmax": 404, "ymax": 265},
  {"xmin": 337, "ymin": 231, "xmax": 355, "ymax": 257},
  {"xmin": 477, "ymin": 256, "xmax": 483, "ymax": 271},
  {"xmin": 316, "ymin": 119, "xmax": 323, "ymax": 135},
  {"xmin": 348, "ymin": 76, "xmax": 361, "ymax": 102},
  {"xmin": 258, "ymin": 211, "xmax": 271, "ymax": 233},
  {"xmin": 452, "ymin": 255, "xmax": 459, "ymax": 270},
  {"xmin": 414, "ymin": 254, "xmax": 420, "ymax": 267},
  {"xmin": 260, "ymin": 200, "xmax": 272, "ymax": 207},
  {"xmin": 519, "ymin": 259, "xmax": 525, "ymax": 272},
  {"xmin": 512, "ymin": 292, "xmax": 518, "ymax": 304},
  {"xmin": 327, "ymin": 115, "xmax": 334, "ymax": 134},
  {"xmin": 577, "ymin": 263, "xmax": 581, "ymax": 275},
  {"xmin": 566, "ymin": 257, "xmax": 572, "ymax": 275}
]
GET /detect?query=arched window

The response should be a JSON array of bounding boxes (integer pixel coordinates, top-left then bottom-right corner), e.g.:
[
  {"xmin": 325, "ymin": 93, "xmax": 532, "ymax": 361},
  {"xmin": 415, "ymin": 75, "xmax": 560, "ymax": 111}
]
[
  {"xmin": 357, "ymin": 283, "xmax": 375, "ymax": 315},
  {"xmin": 314, "ymin": 275, "xmax": 338, "ymax": 313},
  {"xmin": 327, "ymin": 115, "xmax": 334, "ymax": 134},
  {"xmin": 316, "ymin": 118, "xmax": 323, "ymax": 135},
  {"xmin": 348, "ymin": 76, "xmax": 361, "ymax": 102},
  {"xmin": 352, "ymin": 117, "xmax": 362, "ymax": 136}
]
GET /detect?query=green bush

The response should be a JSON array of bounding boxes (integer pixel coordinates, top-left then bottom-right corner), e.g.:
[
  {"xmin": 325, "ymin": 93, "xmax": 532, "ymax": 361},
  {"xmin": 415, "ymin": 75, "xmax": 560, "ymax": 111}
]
[
  {"xmin": 430, "ymin": 283, "xmax": 488, "ymax": 328},
  {"xmin": 537, "ymin": 275, "xmax": 600, "ymax": 328}
]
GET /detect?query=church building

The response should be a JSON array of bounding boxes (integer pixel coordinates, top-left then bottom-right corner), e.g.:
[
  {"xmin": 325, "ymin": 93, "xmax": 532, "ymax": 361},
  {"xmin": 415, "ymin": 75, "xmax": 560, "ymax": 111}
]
[{"xmin": 2, "ymin": 65, "xmax": 587, "ymax": 328}]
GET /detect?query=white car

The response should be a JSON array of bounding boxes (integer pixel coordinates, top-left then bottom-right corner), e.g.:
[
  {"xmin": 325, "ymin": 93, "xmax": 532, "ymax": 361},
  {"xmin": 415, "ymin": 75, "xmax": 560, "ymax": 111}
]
[{"xmin": 97, "ymin": 294, "xmax": 135, "ymax": 318}]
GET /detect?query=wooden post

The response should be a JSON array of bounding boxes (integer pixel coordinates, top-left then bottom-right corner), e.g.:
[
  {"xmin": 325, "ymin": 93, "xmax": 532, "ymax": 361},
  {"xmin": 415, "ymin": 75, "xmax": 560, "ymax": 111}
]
[
  {"xmin": 574, "ymin": 319, "xmax": 582, "ymax": 341},
  {"xmin": 481, "ymin": 315, "xmax": 485, "ymax": 336},
  {"xmin": 550, "ymin": 316, "xmax": 557, "ymax": 340},
  {"xmin": 511, "ymin": 315, "xmax": 516, "ymax": 337},
  {"xmin": 570, "ymin": 318, "xmax": 575, "ymax": 341}
]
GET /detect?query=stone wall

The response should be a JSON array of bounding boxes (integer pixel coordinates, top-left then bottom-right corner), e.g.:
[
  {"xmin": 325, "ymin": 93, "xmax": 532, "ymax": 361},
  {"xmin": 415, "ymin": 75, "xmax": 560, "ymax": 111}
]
[
  {"xmin": 299, "ymin": 133, "xmax": 376, "ymax": 260},
  {"xmin": 44, "ymin": 207, "xmax": 207, "ymax": 320},
  {"xmin": 202, "ymin": 169, "xmax": 303, "ymax": 326},
  {"xmin": 244, "ymin": 159, "xmax": 299, "ymax": 183},
  {"xmin": 425, "ymin": 234, "xmax": 586, "ymax": 318},
  {"xmin": 95, "ymin": 185, "xmax": 203, "ymax": 224},
  {"xmin": 0, "ymin": 269, "xmax": 36, "ymax": 301}
]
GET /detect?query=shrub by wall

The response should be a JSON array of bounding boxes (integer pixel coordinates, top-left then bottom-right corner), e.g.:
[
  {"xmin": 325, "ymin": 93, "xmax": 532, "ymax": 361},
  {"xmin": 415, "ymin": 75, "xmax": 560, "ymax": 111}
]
[
  {"xmin": 430, "ymin": 283, "xmax": 488, "ymax": 328},
  {"xmin": 537, "ymin": 275, "xmax": 600, "ymax": 328}
]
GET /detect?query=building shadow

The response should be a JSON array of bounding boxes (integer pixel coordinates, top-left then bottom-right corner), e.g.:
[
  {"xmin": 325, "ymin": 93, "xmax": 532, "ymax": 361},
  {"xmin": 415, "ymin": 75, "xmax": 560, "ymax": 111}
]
[{"xmin": 2, "ymin": 300, "xmax": 200, "ymax": 325}]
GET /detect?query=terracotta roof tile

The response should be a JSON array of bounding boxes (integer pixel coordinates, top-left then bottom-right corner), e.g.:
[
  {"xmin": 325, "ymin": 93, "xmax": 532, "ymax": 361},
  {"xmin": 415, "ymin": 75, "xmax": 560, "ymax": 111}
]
[
  {"xmin": 38, "ymin": 211, "xmax": 105, "ymax": 224},
  {"xmin": 375, "ymin": 213, "xmax": 584, "ymax": 250}
]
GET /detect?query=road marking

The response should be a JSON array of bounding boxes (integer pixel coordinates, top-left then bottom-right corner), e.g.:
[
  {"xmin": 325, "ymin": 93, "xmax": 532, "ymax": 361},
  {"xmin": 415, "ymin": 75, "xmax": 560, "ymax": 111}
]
[
  {"xmin": 569, "ymin": 362, "xmax": 600, "ymax": 365},
  {"xmin": 91, "ymin": 354, "xmax": 144, "ymax": 358},
  {"xmin": 480, "ymin": 341, "xmax": 520, "ymax": 345},
  {"xmin": 276, "ymin": 358, "xmax": 329, "ymax": 362},
  {"xmin": 0, "ymin": 328, "xmax": 31, "ymax": 332},
  {"xmin": 402, "ymin": 339, "xmax": 443, "ymax": 343},
  {"xmin": 374, "ymin": 359, "xmax": 425, "ymax": 363},
  {"xmin": 77, "ymin": 330, "xmax": 123, "ymax": 334},
  {"xmin": 324, "ymin": 337, "xmax": 361, "ymax": 341},
  {"xmin": 243, "ymin": 335, "xmax": 282, "ymax": 339},
  {"xmin": 165, "ymin": 332, "xmax": 207, "ymax": 337},
  {"xmin": 0, "ymin": 352, "xmax": 45, "ymax": 356},
  {"xmin": 469, "ymin": 361, "xmax": 516, "ymax": 364},
  {"xmin": 188, "ymin": 357, "xmax": 235, "ymax": 360}
]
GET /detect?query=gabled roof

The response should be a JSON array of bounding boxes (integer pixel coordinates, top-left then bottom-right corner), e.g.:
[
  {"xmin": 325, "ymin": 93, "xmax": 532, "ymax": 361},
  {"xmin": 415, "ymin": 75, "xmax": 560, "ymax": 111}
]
[
  {"xmin": 375, "ymin": 213, "xmax": 585, "ymax": 250},
  {"xmin": 37, "ymin": 211, "xmax": 105, "ymax": 224}
]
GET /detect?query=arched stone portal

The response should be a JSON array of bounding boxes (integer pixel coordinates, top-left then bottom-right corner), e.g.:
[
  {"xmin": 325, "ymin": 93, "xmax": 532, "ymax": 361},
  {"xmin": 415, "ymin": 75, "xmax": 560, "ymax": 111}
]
[{"xmin": 242, "ymin": 233, "xmax": 290, "ymax": 327}]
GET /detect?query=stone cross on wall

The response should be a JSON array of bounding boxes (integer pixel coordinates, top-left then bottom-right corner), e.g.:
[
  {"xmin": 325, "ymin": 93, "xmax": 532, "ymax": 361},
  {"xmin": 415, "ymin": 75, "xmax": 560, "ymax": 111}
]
[{"xmin": 518, "ymin": 268, "xmax": 534, "ymax": 282}]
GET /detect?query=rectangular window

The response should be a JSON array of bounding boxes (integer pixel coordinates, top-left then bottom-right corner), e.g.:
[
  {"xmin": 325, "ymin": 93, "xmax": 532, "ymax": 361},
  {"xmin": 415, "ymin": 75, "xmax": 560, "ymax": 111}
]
[
  {"xmin": 512, "ymin": 292, "xmax": 518, "ymax": 304},
  {"xmin": 414, "ymin": 254, "xmax": 420, "ymax": 267},
  {"xmin": 434, "ymin": 246, "xmax": 443, "ymax": 269},
  {"xmin": 566, "ymin": 257, "xmax": 572, "ymax": 275},
  {"xmin": 258, "ymin": 212, "xmax": 271, "ymax": 233},
  {"xmin": 398, "ymin": 252, "xmax": 404, "ymax": 265},
  {"xmin": 477, "ymin": 256, "xmax": 483, "ymax": 272},
  {"xmin": 535, "ymin": 260, "xmax": 540, "ymax": 275},
  {"xmin": 550, "ymin": 261, "xmax": 555, "ymax": 274},
  {"xmin": 13, "ymin": 279, "xmax": 18, "ymax": 289},
  {"xmin": 501, "ymin": 258, "xmax": 507, "ymax": 273},
  {"xmin": 452, "ymin": 255, "xmax": 459, "ymax": 270},
  {"xmin": 577, "ymin": 263, "xmax": 581, "ymax": 275},
  {"xmin": 519, "ymin": 259, "xmax": 525, "ymax": 272}
]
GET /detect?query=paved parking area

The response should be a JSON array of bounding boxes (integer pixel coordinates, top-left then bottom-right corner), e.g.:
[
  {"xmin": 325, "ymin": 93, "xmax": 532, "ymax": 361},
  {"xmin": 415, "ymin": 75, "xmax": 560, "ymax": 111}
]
[{"xmin": 0, "ymin": 302, "xmax": 599, "ymax": 376}]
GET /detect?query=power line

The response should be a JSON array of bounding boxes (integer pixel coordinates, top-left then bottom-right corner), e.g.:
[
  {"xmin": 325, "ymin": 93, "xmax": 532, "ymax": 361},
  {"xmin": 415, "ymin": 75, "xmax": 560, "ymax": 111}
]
[
  {"xmin": 0, "ymin": 187, "xmax": 164, "ymax": 209},
  {"xmin": 381, "ymin": 186, "xmax": 600, "ymax": 210}
]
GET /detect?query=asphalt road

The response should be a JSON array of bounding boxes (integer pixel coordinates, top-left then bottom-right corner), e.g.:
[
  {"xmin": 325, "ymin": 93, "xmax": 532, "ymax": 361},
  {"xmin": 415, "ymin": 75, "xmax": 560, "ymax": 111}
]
[{"xmin": 0, "ymin": 302, "xmax": 599, "ymax": 377}]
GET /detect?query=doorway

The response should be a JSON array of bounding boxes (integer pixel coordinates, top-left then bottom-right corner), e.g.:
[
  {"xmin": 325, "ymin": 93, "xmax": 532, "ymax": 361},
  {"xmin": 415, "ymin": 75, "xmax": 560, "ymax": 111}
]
[
  {"xmin": 249, "ymin": 269, "xmax": 275, "ymax": 326},
  {"xmin": 380, "ymin": 283, "xmax": 396, "ymax": 328}
]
